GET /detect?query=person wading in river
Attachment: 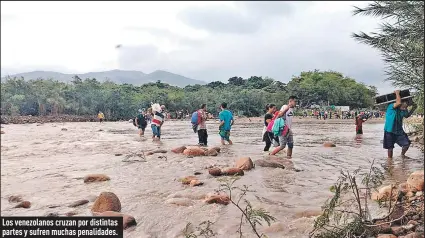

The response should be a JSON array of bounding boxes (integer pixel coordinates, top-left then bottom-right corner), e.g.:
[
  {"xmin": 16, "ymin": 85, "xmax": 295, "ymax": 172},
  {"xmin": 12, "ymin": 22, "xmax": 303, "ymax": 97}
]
[
  {"xmin": 97, "ymin": 111, "xmax": 104, "ymax": 123},
  {"xmin": 383, "ymin": 90, "xmax": 417, "ymax": 158},
  {"xmin": 151, "ymin": 104, "xmax": 165, "ymax": 141},
  {"xmin": 270, "ymin": 96, "xmax": 297, "ymax": 157},
  {"xmin": 197, "ymin": 104, "xmax": 208, "ymax": 146},
  {"xmin": 219, "ymin": 102, "xmax": 234, "ymax": 145},
  {"xmin": 263, "ymin": 104, "xmax": 277, "ymax": 153},
  {"xmin": 135, "ymin": 109, "xmax": 147, "ymax": 137},
  {"xmin": 355, "ymin": 112, "xmax": 368, "ymax": 136}
]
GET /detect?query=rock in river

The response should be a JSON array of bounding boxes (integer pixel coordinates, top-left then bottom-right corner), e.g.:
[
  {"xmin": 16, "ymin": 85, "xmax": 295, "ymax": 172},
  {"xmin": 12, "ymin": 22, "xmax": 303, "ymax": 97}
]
[
  {"xmin": 235, "ymin": 157, "xmax": 254, "ymax": 171},
  {"xmin": 323, "ymin": 142, "xmax": 336, "ymax": 147},
  {"xmin": 171, "ymin": 146, "xmax": 187, "ymax": 154},
  {"xmin": 14, "ymin": 201, "xmax": 31, "ymax": 209},
  {"xmin": 83, "ymin": 174, "xmax": 110, "ymax": 183},
  {"xmin": 208, "ymin": 168, "xmax": 222, "ymax": 176},
  {"xmin": 8, "ymin": 195, "xmax": 23, "ymax": 203},
  {"xmin": 183, "ymin": 147, "xmax": 205, "ymax": 156},
  {"xmin": 91, "ymin": 192, "xmax": 121, "ymax": 213},
  {"xmin": 205, "ymin": 194, "xmax": 230, "ymax": 205},
  {"xmin": 407, "ymin": 170, "xmax": 424, "ymax": 192},
  {"xmin": 93, "ymin": 211, "xmax": 136, "ymax": 229},
  {"xmin": 222, "ymin": 168, "xmax": 244, "ymax": 176},
  {"xmin": 205, "ymin": 148, "xmax": 218, "ymax": 156}
]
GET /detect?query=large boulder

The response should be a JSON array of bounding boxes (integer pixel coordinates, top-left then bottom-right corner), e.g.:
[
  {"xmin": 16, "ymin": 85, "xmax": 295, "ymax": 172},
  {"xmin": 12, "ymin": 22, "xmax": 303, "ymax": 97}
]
[
  {"xmin": 91, "ymin": 192, "xmax": 121, "ymax": 213},
  {"xmin": 93, "ymin": 211, "xmax": 136, "ymax": 229},
  {"xmin": 235, "ymin": 157, "xmax": 254, "ymax": 171},
  {"xmin": 171, "ymin": 146, "xmax": 187, "ymax": 154},
  {"xmin": 407, "ymin": 170, "xmax": 424, "ymax": 192},
  {"xmin": 183, "ymin": 147, "xmax": 205, "ymax": 156},
  {"xmin": 84, "ymin": 174, "xmax": 110, "ymax": 183}
]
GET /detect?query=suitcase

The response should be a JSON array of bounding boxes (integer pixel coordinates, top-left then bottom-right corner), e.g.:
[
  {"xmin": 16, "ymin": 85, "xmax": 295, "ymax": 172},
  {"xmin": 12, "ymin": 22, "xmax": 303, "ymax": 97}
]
[{"xmin": 375, "ymin": 89, "xmax": 413, "ymax": 106}]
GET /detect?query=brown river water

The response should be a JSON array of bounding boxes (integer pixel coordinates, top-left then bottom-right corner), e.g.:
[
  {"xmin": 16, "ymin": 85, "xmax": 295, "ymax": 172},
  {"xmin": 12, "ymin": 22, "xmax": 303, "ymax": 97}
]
[{"xmin": 1, "ymin": 118, "xmax": 423, "ymax": 238}]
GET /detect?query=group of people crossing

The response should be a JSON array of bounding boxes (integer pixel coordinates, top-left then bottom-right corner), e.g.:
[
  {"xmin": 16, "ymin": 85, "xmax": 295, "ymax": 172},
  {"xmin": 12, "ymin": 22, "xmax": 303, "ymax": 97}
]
[{"xmin": 98, "ymin": 90, "xmax": 418, "ymax": 159}]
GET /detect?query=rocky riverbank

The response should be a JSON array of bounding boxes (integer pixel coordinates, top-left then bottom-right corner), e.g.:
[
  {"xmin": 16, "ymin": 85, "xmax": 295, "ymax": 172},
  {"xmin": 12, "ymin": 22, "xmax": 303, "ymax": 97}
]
[
  {"xmin": 372, "ymin": 170, "xmax": 424, "ymax": 238},
  {"xmin": 1, "ymin": 115, "xmax": 97, "ymax": 124}
]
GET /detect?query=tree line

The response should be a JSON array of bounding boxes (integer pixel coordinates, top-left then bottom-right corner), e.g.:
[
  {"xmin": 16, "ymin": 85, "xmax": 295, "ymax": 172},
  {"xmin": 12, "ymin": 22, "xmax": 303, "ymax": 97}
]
[{"xmin": 0, "ymin": 70, "xmax": 377, "ymax": 120}]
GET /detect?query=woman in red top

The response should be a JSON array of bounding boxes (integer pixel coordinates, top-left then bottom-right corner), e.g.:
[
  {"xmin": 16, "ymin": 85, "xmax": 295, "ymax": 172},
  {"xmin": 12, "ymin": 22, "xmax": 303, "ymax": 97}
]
[{"xmin": 355, "ymin": 113, "xmax": 368, "ymax": 135}]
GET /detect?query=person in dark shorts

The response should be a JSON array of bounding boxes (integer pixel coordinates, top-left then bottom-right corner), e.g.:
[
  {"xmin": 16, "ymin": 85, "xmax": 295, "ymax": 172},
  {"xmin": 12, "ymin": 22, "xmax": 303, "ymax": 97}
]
[
  {"xmin": 135, "ymin": 109, "xmax": 147, "ymax": 137},
  {"xmin": 383, "ymin": 90, "xmax": 417, "ymax": 158},
  {"xmin": 218, "ymin": 102, "xmax": 234, "ymax": 145},
  {"xmin": 263, "ymin": 104, "xmax": 277, "ymax": 152},
  {"xmin": 197, "ymin": 104, "xmax": 208, "ymax": 146}
]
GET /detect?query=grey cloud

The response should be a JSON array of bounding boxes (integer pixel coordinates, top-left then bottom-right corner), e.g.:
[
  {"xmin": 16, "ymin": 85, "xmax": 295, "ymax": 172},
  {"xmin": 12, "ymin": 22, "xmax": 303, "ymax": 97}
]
[
  {"xmin": 177, "ymin": 2, "xmax": 294, "ymax": 34},
  {"xmin": 162, "ymin": 3, "xmax": 392, "ymax": 94}
]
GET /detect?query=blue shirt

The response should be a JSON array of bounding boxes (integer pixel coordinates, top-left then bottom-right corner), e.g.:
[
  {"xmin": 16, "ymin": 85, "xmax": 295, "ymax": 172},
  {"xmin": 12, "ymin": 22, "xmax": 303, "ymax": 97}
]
[
  {"xmin": 384, "ymin": 103, "xmax": 407, "ymax": 135},
  {"xmin": 219, "ymin": 110, "xmax": 233, "ymax": 131}
]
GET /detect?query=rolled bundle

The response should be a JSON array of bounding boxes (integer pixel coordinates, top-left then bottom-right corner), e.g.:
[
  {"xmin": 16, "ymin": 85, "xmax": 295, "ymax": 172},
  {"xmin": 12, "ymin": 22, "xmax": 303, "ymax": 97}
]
[{"xmin": 151, "ymin": 103, "xmax": 161, "ymax": 113}]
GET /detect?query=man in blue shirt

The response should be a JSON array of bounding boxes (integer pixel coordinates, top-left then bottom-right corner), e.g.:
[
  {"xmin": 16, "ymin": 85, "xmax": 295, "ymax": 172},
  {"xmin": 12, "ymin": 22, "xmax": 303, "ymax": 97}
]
[
  {"xmin": 383, "ymin": 90, "xmax": 417, "ymax": 158},
  {"xmin": 219, "ymin": 102, "xmax": 234, "ymax": 145}
]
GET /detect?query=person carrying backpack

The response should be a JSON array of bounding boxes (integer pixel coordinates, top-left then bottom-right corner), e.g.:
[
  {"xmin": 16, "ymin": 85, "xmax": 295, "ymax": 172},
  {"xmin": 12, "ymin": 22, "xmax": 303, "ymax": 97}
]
[
  {"xmin": 135, "ymin": 109, "xmax": 148, "ymax": 137},
  {"xmin": 193, "ymin": 104, "xmax": 208, "ymax": 146}
]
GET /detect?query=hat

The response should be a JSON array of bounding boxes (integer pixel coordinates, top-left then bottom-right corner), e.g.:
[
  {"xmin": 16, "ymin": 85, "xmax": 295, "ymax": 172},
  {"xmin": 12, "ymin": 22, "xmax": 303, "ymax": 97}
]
[{"xmin": 138, "ymin": 109, "xmax": 142, "ymax": 113}]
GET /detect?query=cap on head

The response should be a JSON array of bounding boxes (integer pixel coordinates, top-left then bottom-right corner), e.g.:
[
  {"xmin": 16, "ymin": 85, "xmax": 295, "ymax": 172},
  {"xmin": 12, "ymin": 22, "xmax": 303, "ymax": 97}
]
[{"xmin": 138, "ymin": 109, "xmax": 142, "ymax": 113}]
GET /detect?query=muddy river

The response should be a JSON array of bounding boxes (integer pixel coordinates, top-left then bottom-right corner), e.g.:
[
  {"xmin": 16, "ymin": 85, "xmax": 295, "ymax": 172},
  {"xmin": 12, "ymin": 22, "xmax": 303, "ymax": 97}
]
[{"xmin": 1, "ymin": 118, "xmax": 423, "ymax": 237}]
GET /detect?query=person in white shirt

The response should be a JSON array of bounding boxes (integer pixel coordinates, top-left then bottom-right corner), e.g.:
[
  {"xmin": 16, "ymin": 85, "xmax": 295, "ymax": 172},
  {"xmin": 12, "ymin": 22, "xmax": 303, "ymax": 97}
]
[{"xmin": 271, "ymin": 96, "xmax": 297, "ymax": 157}]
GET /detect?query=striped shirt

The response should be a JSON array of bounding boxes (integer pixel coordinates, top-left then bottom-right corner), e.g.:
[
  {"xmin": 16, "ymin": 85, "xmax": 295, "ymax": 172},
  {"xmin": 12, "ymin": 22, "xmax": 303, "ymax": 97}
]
[
  {"xmin": 152, "ymin": 111, "xmax": 165, "ymax": 127},
  {"xmin": 197, "ymin": 109, "xmax": 207, "ymax": 130}
]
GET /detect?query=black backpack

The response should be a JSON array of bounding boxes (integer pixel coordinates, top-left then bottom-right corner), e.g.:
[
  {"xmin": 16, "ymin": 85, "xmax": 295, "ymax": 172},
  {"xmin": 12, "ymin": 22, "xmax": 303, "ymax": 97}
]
[{"xmin": 133, "ymin": 114, "xmax": 147, "ymax": 127}]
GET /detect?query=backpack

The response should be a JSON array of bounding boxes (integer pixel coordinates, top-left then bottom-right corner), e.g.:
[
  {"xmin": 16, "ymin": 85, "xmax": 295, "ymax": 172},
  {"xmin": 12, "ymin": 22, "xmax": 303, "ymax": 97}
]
[
  {"xmin": 268, "ymin": 112, "xmax": 289, "ymax": 137},
  {"xmin": 133, "ymin": 114, "xmax": 147, "ymax": 127},
  {"xmin": 191, "ymin": 111, "xmax": 202, "ymax": 133}
]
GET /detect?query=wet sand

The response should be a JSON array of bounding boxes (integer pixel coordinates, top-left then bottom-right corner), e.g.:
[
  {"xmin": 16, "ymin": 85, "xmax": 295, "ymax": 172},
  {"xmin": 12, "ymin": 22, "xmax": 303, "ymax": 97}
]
[{"xmin": 1, "ymin": 119, "xmax": 423, "ymax": 238}]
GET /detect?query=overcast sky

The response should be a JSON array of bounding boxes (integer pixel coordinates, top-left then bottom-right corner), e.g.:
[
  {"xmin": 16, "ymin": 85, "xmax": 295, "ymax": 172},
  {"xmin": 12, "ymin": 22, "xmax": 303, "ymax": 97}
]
[{"xmin": 1, "ymin": 1, "xmax": 395, "ymax": 94}]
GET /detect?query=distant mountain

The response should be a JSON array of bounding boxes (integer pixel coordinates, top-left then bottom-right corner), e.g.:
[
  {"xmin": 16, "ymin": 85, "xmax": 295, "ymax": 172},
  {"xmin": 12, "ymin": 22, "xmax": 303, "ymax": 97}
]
[{"xmin": 1, "ymin": 69, "xmax": 205, "ymax": 87}]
